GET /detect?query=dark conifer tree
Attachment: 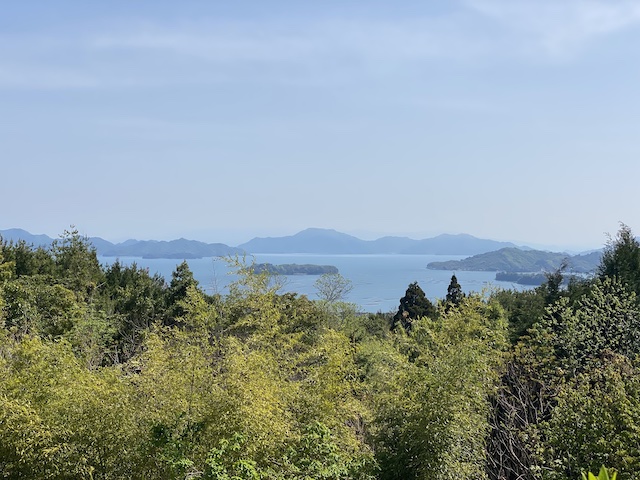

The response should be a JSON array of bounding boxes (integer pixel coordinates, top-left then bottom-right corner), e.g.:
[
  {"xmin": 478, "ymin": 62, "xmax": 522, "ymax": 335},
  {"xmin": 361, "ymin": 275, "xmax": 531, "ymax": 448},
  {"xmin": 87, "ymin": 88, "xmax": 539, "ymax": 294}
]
[
  {"xmin": 445, "ymin": 274, "xmax": 464, "ymax": 307},
  {"xmin": 166, "ymin": 261, "xmax": 199, "ymax": 321},
  {"xmin": 392, "ymin": 281, "xmax": 435, "ymax": 330}
]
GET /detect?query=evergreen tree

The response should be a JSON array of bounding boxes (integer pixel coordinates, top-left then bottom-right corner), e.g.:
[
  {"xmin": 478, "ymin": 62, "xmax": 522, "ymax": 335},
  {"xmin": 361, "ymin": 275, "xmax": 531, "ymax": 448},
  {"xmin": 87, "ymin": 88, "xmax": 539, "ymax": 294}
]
[
  {"xmin": 598, "ymin": 223, "xmax": 640, "ymax": 297},
  {"xmin": 166, "ymin": 261, "xmax": 199, "ymax": 321},
  {"xmin": 446, "ymin": 274, "xmax": 464, "ymax": 307},
  {"xmin": 51, "ymin": 228, "xmax": 104, "ymax": 300},
  {"xmin": 392, "ymin": 282, "xmax": 435, "ymax": 330}
]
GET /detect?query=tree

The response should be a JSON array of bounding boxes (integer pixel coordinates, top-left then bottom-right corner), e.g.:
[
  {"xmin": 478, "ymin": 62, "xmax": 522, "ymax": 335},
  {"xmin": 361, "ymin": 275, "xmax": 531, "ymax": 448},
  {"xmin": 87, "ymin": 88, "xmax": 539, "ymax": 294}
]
[
  {"xmin": 1, "ymin": 239, "xmax": 54, "ymax": 278},
  {"xmin": 314, "ymin": 273, "xmax": 353, "ymax": 303},
  {"xmin": 51, "ymin": 227, "xmax": 104, "ymax": 300},
  {"xmin": 166, "ymin": 261, "xmax": 199, "ymax": 321},
  {"xmin": 491, "ymin": 288, "xmax": 546, "ymax": 343},
  {"xmin": 103, "ymin": 261, "xmax": 167, "ymax": 360},
  {"xmin": 487, "ymin": 277, "xmax": 640, "ymax": 480},
  {"xmin": 540, "ymin": 353, "xmax": 640, "ymax": 479},
  {"xmin": 445, "ymin": 274, "xmax": 464, "ymax": 307},
  {"xmin": 598, "ymin": 223, "xmax": 640, "ymax": 297},
  {"xmin": 374, "ymin": 295, "xmax": 508, "ymax": 479},
  {"xmin": 0, "ymin": 336, "xmax": 150, "ymax": 478},
  {"xmin": 540, "ymin": 263, "xmax": 566, "ymax": 306},
  {"xmin": 392, "ymin": 282, "xmax": 436, "ymax": 331}
]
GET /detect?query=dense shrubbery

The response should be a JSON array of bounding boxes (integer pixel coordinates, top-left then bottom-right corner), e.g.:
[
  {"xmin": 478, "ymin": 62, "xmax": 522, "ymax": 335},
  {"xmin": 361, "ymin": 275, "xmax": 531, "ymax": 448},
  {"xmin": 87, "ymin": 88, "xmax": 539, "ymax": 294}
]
[{"xmin": 1, "ymin": 226, "xmax": 640, "ymax": 479}]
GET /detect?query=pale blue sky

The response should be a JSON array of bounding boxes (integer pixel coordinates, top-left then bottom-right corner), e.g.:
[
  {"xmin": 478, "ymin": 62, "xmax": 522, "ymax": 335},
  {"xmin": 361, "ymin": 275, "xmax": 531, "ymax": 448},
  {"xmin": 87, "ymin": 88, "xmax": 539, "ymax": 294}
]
[{"xmin": 2, "ymin": 0, "xmax": 640, "ymax": 250}]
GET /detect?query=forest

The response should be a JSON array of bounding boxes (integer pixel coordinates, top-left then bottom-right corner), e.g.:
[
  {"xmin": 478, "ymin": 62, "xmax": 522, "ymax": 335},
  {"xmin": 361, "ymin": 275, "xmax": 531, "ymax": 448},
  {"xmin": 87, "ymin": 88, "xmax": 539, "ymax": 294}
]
[{"xmin": 1, "ymin": 226, "xmax": 639, "ymax": 479}]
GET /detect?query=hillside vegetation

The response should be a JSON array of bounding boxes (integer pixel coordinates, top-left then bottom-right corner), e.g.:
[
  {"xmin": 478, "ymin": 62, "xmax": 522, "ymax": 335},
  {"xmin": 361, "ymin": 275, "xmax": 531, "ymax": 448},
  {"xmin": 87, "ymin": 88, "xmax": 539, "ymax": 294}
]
[
  {"xmin": 428, "ymin": 247, "xmax": 601, "ymax": 273},
  {"xmin": 1, "ymin": 225, "xmax": 639, "ymax": 479}
]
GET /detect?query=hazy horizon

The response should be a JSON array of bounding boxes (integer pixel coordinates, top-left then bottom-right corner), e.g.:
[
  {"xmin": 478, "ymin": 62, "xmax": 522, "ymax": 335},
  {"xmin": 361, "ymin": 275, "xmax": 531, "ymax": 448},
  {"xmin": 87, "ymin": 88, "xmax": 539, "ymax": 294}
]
[{"xmin": 0, "ymin": 223, "xmax": 612, "ymax": 253}]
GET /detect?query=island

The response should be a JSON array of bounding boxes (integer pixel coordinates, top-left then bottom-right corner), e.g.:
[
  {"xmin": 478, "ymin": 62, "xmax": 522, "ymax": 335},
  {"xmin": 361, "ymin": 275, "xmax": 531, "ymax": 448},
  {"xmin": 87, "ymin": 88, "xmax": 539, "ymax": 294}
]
[
  {"xmin": 494, "ymin": 272, "xmax": 550, "ymax": 286},
  {"xmin": 427, "ymin": 247, "xmax": 601, "ymax": 273},
  {"xmin": 251, "ymin": 263, "xmax": 339, "ymax": 275}
]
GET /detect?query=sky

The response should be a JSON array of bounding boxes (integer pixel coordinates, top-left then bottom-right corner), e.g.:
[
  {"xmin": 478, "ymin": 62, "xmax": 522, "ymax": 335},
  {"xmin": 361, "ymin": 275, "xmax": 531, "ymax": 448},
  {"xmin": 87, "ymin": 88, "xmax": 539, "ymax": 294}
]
[{"xmin": 2, "ymin": 0, "xmax": 640, "ymax": 250}]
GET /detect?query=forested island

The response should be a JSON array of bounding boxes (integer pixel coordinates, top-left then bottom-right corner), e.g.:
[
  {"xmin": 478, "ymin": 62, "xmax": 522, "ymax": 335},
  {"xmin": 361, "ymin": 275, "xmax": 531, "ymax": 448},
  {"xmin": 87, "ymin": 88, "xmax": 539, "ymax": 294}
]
[
  {"xmin": 1, "ymin": 226, "xmax": 638, "ymax": 479},
  {"xmin": 427, "ymin": 246, "xmax": 601, "ymax": 273},
  {"xmin": 252, "ymin": 263, "xmax": 339, "ymax": 275}
]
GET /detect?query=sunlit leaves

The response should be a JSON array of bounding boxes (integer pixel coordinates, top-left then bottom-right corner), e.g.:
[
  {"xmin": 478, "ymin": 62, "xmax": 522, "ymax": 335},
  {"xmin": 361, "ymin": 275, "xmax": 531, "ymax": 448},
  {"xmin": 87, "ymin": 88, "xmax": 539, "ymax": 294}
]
[{"xmin": 373, "ymin": 295, "xmax": 508, "ymax": 479}]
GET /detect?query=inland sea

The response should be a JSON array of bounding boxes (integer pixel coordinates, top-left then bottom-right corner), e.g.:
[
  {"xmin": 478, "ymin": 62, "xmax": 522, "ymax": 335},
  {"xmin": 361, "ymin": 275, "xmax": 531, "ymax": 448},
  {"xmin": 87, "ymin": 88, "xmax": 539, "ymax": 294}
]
[{"xmin": 99, "ymin": 253, "xmax": 534, "ymax": 313}]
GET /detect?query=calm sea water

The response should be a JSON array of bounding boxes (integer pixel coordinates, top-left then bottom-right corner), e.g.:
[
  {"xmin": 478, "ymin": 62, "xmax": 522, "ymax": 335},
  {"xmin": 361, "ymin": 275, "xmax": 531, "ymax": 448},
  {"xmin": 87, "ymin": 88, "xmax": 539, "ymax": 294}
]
[{"xmin": 98, "ymin": 254, "xmax": 533, "ymax": 313}]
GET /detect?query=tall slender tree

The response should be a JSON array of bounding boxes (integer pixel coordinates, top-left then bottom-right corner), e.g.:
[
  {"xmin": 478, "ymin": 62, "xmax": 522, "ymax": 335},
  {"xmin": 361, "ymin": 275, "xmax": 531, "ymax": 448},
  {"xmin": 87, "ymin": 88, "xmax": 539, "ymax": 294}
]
[
  {"xmin": 446, "ymin": 274, "xmax": 464, "ymax": 307},
  {"xmin": 392, "ymin": 282, "xmax": 435, "ymax": 330}
]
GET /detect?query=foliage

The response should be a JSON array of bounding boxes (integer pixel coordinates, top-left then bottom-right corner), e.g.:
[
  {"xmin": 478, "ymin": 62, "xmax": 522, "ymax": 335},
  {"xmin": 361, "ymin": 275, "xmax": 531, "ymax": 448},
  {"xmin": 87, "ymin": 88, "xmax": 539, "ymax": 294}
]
[
  {"xmin": 4, "ymin": 225, "xmax": 640, "ymax": 480},
  {"xmin": 541, "ymin": 354, "xmax": 640, "ymax": 479},
  {"xmin": 445, "ymin": 274, "xmax": 464, "ymax": 307},
  {"xmin": 598, "ymin": 223, "xmax": 640, "ymax": 297},
  {"xmin": 373, "ymin": 295, "xmax": 508, "ymax": 479},
  {"xmin": 1, "ymin": 238, "xmax": 54, "ymax": 278},
  {"xmin": 50, "ymin": 227, "xmax": 104, "ymax": 300},
  {"xmin": 315, "ymin": 272, "xmax": 354, "ymax": 303},
  {"xmin": 488, "ymin": 268, "xmax": 640, "ymax": 479},
  {"xmin": 0, "ymin": 335, "xmax": 148, "ymax": 478},
  {"xmin": 582, "ymin": 466, "xmax": 617, "ymax": 480},
  {"xmin": 2, "ymin": 276, "xmax": 82, "ymax": 337},
  {"xmin": 491, "ymin": 287, "xmax": 546, "ymax": 342},
  {"xmin": 166, "ymin": 260, "xmax": 199, "ymax": 321},
  {"xmin": 392, "ymin": 281, "xmax": 436, "ymax": 330},
  {"xmin": 103, "ymin": 260, "xmax": 166, "ymax": 360}
]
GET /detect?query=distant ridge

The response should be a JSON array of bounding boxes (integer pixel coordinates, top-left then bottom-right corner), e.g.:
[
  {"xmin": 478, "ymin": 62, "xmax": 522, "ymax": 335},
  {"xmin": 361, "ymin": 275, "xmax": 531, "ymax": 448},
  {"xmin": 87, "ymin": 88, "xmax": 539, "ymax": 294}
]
[
  {"xmin": 239, "ymin": 228, "xmax": 521, "ymax": 255},
  {"xmin": 427, "ymin": 247, "xmax": 602, "ymax": 273},
  {"xmin": 4, "ymin": 227, "xmax": 592, "ymax": 259},
  {"xmin": 0, "ymin": 228, "xmax": 55, "ymax": 247},
  {"xmin": 238, "ymin": 228, "xmax": 371, "ymax": 254},
  {"xmin": 398, "ymin": 233, "xmax": 517, "ymax": 255},
  {"xmin": 0, "ymin": 229, "xmax": 242, "ymax": 259},
  {"xmin": 100, "ymin": 238, "xmax": 243, "ymax": 259}
]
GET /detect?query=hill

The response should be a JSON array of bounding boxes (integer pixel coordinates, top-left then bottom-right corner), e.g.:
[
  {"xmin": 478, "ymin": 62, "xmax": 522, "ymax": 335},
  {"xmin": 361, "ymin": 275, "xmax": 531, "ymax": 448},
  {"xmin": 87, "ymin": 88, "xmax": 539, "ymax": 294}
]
[
  {"xmin": 239, "ymin": 228, "xmax": 369, "ymax": 254},
  {"xmin": 0, "ymin": 229, "xmax": 242, "ymax": 259},
  {"xmin": 239, "ymin": 228, "xmax": 522, "ymax": 255},
  {"xmin": 400, "ymin": 233, "xmax": 518, "ymax": 255},
  {"xmin": 0, "ymin": 228, "xmax": 58, "ymax": 247},
  {"xmin": 100, "ymin": 238, "xmax": 242, "ymax": 259},
  {"xmin": 427, "ymin": 247, "xmax": 601, "ymax": 273}
]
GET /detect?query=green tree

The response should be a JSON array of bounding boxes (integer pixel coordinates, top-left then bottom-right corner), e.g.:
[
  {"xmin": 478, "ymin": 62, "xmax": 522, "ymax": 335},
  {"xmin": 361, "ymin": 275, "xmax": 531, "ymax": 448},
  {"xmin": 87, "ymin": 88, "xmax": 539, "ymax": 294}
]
[
  {"xmin": 0, "ymin": 335, "xmax": 150, "ymax": 478},
  {"xmin": 2, "ymin": 277, "xmax": 82, "ymax": 338},
  {"xmin": 1, "ymin": 239, "xmax": 54, "ymax": 278},
  {"xmin": 541, "ymin": 353, "xmax": 640, "ymax": 479},
  {"xmin": 374, "ymin": 295, "xmax": 508, "ymax": 479},
  {"xmin": 166, "ymin": 261, "xmax": 199, "ymax": 321},
  {"xmin": 445, "ymin": 274, "xmax": 464, "ymax": 307},
  {"xmin": 598, "ymin": 223, "xmax": 640, "ymax": 297},
  {"xmin": 488, "ymin": 277, "xmax": 640, "ymax": 480},
  {"xmin": 103, "ymin": 260, "xmax": 167, "ymax": 360},
  {"xmin": 540, "ymin": 263, "xmax": 566, "ymax": 306},
  {"xmin": 315, "ymin": 273, "xmax": 353, "ymax": 303},
  {"xmin": 51, "ymin": 227, "xmax": 104, "ymax": 300},
  {"xmin": 491, "ymin": 287, "xmax": 546, "ymax": 343},
  {"xmin": 392, "ymin": 282, "xmax": 436, "ymax": 330}
]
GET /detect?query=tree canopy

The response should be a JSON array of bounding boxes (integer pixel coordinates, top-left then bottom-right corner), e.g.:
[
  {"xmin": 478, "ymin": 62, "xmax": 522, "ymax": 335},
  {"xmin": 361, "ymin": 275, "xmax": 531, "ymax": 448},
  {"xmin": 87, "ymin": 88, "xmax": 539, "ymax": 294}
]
[{"xmin": 2, "ymin": 225, "xmax": 640, "ymax": 479}]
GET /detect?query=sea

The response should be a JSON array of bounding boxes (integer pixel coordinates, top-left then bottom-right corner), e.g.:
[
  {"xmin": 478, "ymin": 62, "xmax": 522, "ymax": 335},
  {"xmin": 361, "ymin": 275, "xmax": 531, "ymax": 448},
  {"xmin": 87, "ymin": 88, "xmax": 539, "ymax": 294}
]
[{"xmin": 98, "ymin": 254, "xmax": 534, "ymax": 313}]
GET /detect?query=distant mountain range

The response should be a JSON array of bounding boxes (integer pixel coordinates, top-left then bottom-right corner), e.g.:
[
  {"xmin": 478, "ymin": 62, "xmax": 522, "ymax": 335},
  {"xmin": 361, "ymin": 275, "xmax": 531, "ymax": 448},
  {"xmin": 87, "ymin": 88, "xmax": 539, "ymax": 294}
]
[
  {"xmin": 1, "ymin": 227, "xmax": 595, "ymax": 262},
  {"xmin": 238, "ymin": 228, "xmax": 521, "ymax": 255},
  {"xmin": 427, "ymin": 247, "xmax": 602, "ymax": 273},
  {"xmin": 0, "ymin": 228, "xmax": 243, "ymax": 259}
]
